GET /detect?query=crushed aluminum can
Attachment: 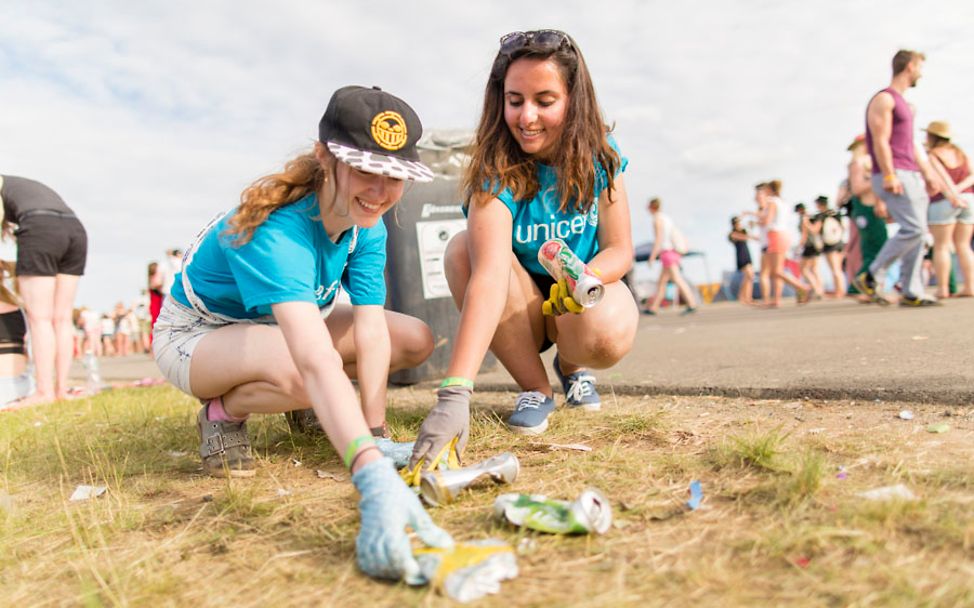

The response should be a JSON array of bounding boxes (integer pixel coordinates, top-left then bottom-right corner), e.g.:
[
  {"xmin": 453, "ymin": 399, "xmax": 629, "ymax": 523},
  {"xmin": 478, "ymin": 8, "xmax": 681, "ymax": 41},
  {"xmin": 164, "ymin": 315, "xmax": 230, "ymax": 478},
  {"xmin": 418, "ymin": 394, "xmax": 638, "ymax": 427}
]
[
  {"xmin": 420, "ymin": 452, "xmax": 519, "ymax": 506},
  {"xmin": 415, "ymin": 539, "xmax": 518, "ymax": 603},
  {"xmin": 537, "ymin": 238, "xmax": 605, "ymax": 308},
  {"xmin": 494, "ymin": 488, "xmax": 612, "ymax": 534}
]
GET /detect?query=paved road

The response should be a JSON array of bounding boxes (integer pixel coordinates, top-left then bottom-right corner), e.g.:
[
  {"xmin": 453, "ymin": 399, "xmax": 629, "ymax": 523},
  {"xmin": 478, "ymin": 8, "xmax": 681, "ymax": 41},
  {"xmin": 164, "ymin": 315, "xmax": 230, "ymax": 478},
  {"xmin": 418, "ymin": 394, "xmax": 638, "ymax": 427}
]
[{"xmin": 79, "ymin": 297, "xmax": 974, "ymax": 404}]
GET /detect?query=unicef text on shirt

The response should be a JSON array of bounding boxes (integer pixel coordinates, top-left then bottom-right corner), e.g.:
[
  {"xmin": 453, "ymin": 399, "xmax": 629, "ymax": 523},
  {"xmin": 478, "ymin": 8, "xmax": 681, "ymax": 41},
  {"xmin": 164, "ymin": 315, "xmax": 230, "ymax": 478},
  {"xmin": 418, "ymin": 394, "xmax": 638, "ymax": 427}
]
[{"xmin": 515, "ymin": 215, "xmax": 591, "ymax": 244}]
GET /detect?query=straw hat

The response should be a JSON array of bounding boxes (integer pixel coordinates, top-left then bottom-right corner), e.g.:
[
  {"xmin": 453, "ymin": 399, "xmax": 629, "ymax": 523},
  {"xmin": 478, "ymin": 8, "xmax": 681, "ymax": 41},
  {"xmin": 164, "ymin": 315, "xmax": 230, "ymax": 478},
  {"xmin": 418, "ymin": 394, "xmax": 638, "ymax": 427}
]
[
  {"xmin": 846, "ymin": 133, "xmax": 865, "ymax": 151},
  {"xmin": 923, "ymin": 121, "xmax": 952, "ymax": 141}
]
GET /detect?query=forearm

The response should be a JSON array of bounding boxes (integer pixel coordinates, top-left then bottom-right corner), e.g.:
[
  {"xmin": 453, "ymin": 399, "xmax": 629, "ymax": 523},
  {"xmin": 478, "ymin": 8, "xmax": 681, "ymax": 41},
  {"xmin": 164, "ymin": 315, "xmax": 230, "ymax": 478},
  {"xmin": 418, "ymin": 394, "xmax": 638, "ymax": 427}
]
[
  {"xmin": 354, "ymin": 325, "xmax": 391, "ymax": 429},
  {"xmin": 296, "ymin": 349, "xmax": 379, "ymax": 470},
  {"xmin": 446, "ymin": 268, "xmax": 508, "ymax": 380},
  {"xmin": 588, "ymin": 245, "xmax": 633, "ymax": 282},
  {"xmin": 873, "ymin": 141, "xmax": 896, "ymax": 177}
]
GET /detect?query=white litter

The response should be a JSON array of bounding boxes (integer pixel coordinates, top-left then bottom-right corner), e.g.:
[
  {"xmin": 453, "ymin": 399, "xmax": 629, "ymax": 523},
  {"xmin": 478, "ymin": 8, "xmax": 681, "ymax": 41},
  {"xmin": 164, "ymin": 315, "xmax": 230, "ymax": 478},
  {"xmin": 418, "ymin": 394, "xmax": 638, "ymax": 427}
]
[
  {"xmin": 857, "ymin": 484, "xmax": 917, "ymax": 502},
  {"xmin": 898, "ymin": 410, "xmax": 914, "ymax": 420},
  {"xmin": 69, "ymin": 485, "xmax": 107, "ymax": 502}
]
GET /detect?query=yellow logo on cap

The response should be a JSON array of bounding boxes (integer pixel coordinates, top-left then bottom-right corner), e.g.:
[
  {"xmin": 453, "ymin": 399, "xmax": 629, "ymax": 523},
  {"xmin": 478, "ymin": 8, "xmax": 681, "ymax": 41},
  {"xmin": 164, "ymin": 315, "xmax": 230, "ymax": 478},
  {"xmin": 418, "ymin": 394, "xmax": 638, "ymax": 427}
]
[{"xmin": 370, "ymin": 111, "xmax": 408, "ymax": 151}]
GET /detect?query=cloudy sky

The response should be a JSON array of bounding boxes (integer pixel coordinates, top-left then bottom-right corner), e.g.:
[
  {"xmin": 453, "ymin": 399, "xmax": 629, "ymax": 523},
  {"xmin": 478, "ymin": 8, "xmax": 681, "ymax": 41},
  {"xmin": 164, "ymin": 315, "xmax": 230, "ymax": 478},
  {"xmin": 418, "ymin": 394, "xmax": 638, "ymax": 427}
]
[{"xmin": 3, "ymin": 1, "xmax": 973, "ymax": 311}]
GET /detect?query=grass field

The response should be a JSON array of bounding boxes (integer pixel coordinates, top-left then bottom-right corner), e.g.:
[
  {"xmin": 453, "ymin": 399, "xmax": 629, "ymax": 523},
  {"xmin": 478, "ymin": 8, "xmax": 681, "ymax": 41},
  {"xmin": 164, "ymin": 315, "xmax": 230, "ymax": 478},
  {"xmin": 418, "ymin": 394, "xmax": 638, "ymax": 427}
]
[{"xmin": 2, "ymin": 386, "xmax": 973, "ymax": 607}]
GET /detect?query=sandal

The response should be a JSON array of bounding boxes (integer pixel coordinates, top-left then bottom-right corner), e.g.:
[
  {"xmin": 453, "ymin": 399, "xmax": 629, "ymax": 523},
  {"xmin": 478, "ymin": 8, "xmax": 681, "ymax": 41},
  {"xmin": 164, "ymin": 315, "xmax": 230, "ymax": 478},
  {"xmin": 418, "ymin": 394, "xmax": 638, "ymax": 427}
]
[{"xmin": 198, "ymin": 403, "xmax": 255, "ymax": 478}]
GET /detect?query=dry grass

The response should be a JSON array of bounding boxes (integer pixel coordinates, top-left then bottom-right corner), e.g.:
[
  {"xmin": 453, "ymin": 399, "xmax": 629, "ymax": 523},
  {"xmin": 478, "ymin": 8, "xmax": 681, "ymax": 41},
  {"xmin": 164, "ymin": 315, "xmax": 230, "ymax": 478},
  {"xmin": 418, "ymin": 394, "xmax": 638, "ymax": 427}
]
[{"xmin": 1, "ymin": 388, "xmax": 973, "ymax": 607}]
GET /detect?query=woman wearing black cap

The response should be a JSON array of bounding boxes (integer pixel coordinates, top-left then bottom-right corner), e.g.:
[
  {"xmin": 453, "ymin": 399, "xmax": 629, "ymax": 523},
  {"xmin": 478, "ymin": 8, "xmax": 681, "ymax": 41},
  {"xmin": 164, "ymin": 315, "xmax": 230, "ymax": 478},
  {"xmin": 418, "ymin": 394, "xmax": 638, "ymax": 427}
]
[{"xmin": 152, "ymin": 85, "xmax": 451, "ymax": 583}]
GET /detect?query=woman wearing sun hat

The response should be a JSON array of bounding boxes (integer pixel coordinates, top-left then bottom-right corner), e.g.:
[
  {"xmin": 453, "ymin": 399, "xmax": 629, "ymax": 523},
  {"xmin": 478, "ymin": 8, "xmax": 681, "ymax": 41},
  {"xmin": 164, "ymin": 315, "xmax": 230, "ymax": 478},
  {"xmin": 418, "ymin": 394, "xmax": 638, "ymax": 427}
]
[
  {"xmin": 152, "ymin": 85, "xmax": 452, "ymax": 582},
  {"xmin": 923, "ymin": 120, "xmax": 974, "ymax": 297}
]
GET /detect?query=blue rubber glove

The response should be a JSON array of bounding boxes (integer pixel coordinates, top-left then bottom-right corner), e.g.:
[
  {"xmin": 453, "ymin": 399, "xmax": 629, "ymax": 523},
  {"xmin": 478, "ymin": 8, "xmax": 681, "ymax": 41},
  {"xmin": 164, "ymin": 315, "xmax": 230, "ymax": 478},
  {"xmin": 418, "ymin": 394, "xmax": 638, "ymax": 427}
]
[
  {"xmin": 352, "ymin": 457, "xmax": 453, "ymax": 583},
  {"xmin": 375, "ymin": 438, "xmax": 415, "ymax": 470}
]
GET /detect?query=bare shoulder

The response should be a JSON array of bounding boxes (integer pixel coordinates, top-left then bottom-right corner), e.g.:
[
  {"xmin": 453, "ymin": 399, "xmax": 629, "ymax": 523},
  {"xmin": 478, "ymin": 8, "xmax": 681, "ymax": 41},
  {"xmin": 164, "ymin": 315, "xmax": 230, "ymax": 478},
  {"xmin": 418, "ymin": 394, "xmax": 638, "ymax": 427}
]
[{"xmin": 867, "ymin": 91, "xmax": 894, "ymax": 113}]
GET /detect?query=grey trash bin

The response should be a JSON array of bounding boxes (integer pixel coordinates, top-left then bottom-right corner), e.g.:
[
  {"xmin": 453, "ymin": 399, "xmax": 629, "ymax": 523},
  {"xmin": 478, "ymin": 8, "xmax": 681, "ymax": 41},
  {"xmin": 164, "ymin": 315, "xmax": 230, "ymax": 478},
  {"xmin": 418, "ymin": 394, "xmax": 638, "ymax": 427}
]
[{"xmin": 384, "ymin": 131, "xmax": 497, "ymax": 385}]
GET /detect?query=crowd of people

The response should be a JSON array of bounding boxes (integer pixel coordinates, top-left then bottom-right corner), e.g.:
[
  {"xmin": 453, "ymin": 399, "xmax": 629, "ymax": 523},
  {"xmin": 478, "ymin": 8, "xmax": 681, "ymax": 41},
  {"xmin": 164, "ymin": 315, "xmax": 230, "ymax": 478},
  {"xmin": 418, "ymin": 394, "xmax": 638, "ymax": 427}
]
[{"xmin": 723, "ymin": 50, "xmax": 972, "ymax": 308}]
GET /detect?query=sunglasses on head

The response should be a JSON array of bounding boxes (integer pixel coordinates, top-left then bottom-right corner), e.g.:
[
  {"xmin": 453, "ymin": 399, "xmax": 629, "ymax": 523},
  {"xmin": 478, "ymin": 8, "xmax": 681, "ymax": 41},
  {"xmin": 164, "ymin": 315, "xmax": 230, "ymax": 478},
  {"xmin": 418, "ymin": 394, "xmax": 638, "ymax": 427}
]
[{"xmin": 498, "ymin": 29, "xmax": 571, "ymax": 55}]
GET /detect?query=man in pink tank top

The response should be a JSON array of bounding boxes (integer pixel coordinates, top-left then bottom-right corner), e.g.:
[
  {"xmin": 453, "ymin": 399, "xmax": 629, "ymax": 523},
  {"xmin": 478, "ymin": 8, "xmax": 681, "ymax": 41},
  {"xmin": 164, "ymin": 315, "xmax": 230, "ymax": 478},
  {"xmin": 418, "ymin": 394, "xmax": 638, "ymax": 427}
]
[{"xmin": 854, "ymin": 50, "xmax": 944, "ymax": 307}]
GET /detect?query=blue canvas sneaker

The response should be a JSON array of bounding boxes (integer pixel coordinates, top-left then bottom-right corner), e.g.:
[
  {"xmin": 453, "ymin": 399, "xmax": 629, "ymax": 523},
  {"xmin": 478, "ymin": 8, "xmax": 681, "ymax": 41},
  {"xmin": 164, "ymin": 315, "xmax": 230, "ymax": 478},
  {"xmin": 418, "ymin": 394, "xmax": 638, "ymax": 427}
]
[
  {"xmin": 553, "ymin": 353, "xmax": 601, "ymax": 411},
  {"xmin": 506, "ymin": 391, "xmax": 556, "ymax": 435}
]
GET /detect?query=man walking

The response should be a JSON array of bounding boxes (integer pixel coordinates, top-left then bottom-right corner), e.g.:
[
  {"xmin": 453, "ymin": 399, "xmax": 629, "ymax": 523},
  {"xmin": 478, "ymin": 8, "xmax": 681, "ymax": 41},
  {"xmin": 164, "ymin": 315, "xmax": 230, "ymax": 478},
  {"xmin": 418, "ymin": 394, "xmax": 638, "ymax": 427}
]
[{"xmin": 854, "ymin": 50, "xmax": 942, "ymax": 306}]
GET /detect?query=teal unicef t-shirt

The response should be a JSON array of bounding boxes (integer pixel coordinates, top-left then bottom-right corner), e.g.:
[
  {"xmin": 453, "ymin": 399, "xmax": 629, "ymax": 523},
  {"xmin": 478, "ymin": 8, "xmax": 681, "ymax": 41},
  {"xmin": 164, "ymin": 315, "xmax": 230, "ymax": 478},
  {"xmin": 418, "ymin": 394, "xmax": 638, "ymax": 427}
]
[
  {"xmin": 170, "ymin": 193, "xmax": 387, "ymax": 319},
  {"xmin": 482, "ymin": 136, "xmax": 628, "ymax": 276}
]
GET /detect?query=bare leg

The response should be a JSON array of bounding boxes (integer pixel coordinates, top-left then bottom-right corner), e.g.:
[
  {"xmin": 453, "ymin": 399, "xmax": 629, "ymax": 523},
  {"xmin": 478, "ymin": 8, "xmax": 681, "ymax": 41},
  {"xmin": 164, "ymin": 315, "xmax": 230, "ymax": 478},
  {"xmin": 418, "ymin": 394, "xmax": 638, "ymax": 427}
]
[
  {"xmin": 953, "ymin": 223, "xmax": 974, "ymax": 296},
  {"xmin": 444, "ymin": 231, "xmax": 550, "ymax": 395},
  {"xmin": 190, "ymin": 306, "xmax": 432, "ymax": 420},
  {"xmin": 550, "ymin": 281, "xmax": 638, "ymax": 372},
  {"xmin": 739, "ymin": 266, "xmax": 754, "ymax": 304},
  {"xmin": 826, "ymin": 251, "xmax": 846, "ymax": 296},
  {"xmin": 759, "ymin": 253, "xmax": 771, "ymax": 305},
  {"xmin": 647, "ymin": 266, "xmax": 672, "ymax": 312},
  {"xmin": 52, "ymin": 274, "xmax": 80, "ymax": 399},
  {"xmin": 17, "ymin": 276, "xmax": 57, "ymax": 402},
  {"xmin": 667, "ymin": 265, "xmax": 697, "ymax": 308},
  {"xmin": 930, "ymin": 224, "xmax": 955, "ymax": 299}
]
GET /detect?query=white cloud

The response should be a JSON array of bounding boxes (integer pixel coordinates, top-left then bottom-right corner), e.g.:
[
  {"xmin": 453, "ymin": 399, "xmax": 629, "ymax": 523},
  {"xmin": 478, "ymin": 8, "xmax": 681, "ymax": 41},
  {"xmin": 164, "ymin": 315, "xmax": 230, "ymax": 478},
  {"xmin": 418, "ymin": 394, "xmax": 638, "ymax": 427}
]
[{"xmin": 2, "ymin": 0, "xmax": 973, "ymax": 310}]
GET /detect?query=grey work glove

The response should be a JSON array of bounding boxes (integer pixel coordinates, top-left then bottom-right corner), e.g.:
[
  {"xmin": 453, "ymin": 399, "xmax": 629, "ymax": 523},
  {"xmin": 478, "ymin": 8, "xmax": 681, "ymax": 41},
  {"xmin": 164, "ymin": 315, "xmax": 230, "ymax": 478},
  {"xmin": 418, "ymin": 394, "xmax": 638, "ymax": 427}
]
[{"xmin": 409, "ymin": 386, "xmax": 472, "ymax": 469}]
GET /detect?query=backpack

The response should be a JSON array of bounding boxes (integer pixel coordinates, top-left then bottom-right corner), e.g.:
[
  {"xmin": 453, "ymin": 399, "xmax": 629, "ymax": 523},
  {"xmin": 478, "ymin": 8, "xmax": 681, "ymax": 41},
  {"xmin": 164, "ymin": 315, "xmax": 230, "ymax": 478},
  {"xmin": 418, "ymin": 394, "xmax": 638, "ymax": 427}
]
[
  {"xmin": 671, "ymin": 225, "xmax": 689, "ymax": 254},
  {"xmin": 820, "ymin": 213, "xmax": 843, "ymax": 247}
]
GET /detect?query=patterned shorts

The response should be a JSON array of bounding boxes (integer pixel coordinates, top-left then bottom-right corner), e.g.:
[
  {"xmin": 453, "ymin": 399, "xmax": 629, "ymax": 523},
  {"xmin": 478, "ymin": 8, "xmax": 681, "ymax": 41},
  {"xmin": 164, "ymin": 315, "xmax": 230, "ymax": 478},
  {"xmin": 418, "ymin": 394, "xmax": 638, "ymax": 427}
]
[{"xmin": 152, "ymin": 298, "xmax": 226, "ymax": 395}]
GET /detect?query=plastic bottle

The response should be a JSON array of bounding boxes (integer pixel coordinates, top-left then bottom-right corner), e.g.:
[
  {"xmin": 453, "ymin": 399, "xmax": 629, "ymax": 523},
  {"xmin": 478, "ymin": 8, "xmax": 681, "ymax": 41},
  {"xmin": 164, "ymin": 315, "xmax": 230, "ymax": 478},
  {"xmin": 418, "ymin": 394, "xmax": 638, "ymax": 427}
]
[{"xmin": 83, "ymin": 350, "xmax": 102, "ymax": 395}]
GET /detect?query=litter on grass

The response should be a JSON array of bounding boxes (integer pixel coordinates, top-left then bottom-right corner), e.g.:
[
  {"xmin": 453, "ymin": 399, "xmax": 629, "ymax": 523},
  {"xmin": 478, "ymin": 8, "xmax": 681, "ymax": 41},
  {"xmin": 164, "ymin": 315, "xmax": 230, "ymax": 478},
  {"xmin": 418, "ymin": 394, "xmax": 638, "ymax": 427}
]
[
  {"xmin": 898, "ymin": 410, "xmax": 914, "ymax": 420},
  {"xmin": 857, "ymin": 484, "xmax": 917, "ymax": 502},
  {"xmin": 494, "ymin": 488, "xmax": 612, "ymax": 534},
  {"xmin": 543, "ymin": 442, "xmax": 593, "ymax": 452},
  {"xmin": 69, "ymin": 485, "xmax": 107, "ymax": 502},
  {"xmin": 414, "ymin": 540, "xmax": 518, "ymax": 603},
  {"xmin": 926, "ymin": 423, "xmax": 950, "ymax": 434},
  {"xmin": 686, "ymin": 480, "xmax": 703, "ymax": 510}
]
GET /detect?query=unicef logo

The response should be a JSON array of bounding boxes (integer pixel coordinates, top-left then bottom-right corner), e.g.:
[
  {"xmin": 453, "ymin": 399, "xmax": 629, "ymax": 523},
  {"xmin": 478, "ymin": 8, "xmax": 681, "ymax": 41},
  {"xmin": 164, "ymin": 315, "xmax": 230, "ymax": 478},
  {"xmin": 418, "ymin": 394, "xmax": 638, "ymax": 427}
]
[{"xmin": 585, "ymin": 202, "xmax": 599, "ymax": 227}]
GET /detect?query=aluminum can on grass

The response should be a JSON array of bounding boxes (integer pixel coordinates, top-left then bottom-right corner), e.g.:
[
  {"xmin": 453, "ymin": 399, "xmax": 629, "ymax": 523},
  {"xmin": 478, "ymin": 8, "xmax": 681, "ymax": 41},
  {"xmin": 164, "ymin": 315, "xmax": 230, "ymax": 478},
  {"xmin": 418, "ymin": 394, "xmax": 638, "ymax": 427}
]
[
  {"xmin": 420, "ymin": 452, "xmax": 519, "ymax": 506},
  {"xmin": 493, "ymin": 488, "xmax": 612, "ymax": 534},
  {"xmin": 537, "ymin": 238, "xmax": 605, "ymax": 308}
]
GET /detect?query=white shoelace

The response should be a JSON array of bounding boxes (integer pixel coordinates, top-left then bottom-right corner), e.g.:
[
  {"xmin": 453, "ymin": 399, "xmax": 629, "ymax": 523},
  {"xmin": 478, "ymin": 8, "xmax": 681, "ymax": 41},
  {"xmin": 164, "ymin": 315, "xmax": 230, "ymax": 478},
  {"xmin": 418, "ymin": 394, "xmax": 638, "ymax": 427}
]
[
  {"xmin": 515, "ymin": 391, "xmax": 548, "ymax": 411},
  {"xmin": 565, "ymin": 374, "xmax": 596, "ymax": 403}
]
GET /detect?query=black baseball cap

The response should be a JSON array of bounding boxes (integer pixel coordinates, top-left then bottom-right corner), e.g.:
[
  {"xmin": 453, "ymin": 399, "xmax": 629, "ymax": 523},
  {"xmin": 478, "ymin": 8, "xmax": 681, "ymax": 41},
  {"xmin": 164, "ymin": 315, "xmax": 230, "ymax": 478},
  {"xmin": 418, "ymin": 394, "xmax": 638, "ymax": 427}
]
[{"xmin": 319, "ymin": 85, "xmax": 433, "ymax": 183}]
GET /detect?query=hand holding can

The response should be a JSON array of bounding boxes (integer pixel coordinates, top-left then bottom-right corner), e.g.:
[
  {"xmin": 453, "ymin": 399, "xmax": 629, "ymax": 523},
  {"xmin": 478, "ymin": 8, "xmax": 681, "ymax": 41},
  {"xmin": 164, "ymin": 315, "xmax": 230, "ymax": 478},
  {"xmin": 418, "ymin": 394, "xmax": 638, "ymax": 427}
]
[{"xmin": 537, "ymin": 239, "xmax": 604, "ymax": 315}]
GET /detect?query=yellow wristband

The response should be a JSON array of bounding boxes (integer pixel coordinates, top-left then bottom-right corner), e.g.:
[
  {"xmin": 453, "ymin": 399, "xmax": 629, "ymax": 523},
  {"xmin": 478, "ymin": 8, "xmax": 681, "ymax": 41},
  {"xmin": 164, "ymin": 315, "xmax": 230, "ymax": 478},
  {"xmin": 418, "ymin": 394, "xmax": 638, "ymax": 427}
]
[
  {"xmin": 883, "ymin": 173, "xmax": 896, "ymax": 182},
  {"xmin": 343, "ymin": 435, "xmax": 376, "ymax": 469}
]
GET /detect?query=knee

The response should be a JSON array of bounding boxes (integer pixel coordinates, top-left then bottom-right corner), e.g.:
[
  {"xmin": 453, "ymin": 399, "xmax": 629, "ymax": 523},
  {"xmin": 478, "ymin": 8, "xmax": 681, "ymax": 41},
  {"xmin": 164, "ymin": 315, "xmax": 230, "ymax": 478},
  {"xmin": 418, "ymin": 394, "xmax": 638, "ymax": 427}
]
[
  {"xmin": 392, "ymin": 317, "xmax": 434, "ymax": 369},
  {"xmin": 443, "ymin": 231, "xmax": 470, "ymax": 285},
  {"xmin": 583, "ymin": 328, "xmax": 635, "ymax": 369}
]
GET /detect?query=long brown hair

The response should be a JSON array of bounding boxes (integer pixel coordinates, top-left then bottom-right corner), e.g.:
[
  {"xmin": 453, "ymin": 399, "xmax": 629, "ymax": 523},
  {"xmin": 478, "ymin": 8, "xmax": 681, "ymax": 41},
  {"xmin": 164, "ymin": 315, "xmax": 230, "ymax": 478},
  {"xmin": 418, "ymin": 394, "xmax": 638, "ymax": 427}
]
[
  {"xmin": 928, "ymin": 134, "xmax": 968, "ymax": 168},
  {"xmin": 0, "ymin": 260, "xmax": 20, "ymax": 307},
  {"xmin": 225, "ymin": 149, "xmax": 335, "ymax": 245},
  {"xmin": 462, "ymin": 32, "xmax": 620, "ymax": 213}
]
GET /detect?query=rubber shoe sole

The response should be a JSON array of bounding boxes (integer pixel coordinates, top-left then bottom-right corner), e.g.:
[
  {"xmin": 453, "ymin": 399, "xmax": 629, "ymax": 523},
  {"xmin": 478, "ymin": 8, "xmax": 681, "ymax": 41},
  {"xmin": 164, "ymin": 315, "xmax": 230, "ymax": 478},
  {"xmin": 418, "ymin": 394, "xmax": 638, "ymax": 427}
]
[{"xmin": 507, "ymin": 418, "xmax": 549, "ymax": 435}]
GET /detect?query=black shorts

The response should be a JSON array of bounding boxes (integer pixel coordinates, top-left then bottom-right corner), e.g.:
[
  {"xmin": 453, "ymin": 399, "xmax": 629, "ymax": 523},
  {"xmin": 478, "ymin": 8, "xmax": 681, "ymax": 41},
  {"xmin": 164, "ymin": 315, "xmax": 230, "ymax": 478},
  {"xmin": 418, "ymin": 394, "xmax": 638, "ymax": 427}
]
[
  {"xmin": 801, "ymin": 245, "xmax": 822, "ymax": 259},
  {"xmin": 14, "ymin": 214, "xmax": 87, "ymax": 277},
  {"xmin": 528, "ymin": 272, "xmax": 556, "ymax": 353},
  {"xmin": 821, "ymin": 243, "xmax": 843, "ymax": 254}
]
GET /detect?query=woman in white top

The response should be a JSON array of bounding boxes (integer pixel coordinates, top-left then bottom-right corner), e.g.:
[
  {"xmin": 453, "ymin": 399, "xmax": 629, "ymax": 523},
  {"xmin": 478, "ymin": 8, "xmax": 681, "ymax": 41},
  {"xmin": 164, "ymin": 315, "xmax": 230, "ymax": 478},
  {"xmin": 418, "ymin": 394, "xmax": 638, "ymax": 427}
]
[
  {"xmin": 643, "ymin": 198, "xmax": 697, "ymax": 314},
  {"xmin": 746, "ymin": 180, "xmax": 809, "ymax": 307}
]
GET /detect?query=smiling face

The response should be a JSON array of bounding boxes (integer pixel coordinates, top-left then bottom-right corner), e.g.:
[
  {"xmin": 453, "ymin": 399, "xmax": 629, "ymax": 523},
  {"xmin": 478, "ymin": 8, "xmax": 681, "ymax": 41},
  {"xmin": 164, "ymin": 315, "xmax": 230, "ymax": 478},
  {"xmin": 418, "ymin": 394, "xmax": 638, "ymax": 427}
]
[
  {"xmin": 315, "ymin": 142, "xmax": 404, "ymax": 229},
  {"xmin": 334, "ymin": 162, "xmax": 404, "ymax": 227},
  {"xmin": 503, "ymin": 57, "xmax": 568, "ymax": 161}
]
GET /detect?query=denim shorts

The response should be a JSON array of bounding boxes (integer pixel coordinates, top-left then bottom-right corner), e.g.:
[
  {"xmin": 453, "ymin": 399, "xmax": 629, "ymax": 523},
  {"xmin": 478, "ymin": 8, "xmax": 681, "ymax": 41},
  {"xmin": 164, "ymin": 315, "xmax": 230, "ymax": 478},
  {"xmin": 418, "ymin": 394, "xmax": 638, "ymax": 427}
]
[{"xmin": 928, "ymin": 193, "xmax": 974, "ymax": 225}]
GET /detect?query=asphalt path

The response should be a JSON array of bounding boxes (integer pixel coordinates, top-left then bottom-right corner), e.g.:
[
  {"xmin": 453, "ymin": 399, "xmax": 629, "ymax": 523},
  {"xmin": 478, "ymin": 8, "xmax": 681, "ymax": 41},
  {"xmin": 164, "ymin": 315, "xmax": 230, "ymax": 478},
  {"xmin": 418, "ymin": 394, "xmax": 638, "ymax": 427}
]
[{"xmin": 79, "ymin": 297, "xmax": 974, "ymax": 405}]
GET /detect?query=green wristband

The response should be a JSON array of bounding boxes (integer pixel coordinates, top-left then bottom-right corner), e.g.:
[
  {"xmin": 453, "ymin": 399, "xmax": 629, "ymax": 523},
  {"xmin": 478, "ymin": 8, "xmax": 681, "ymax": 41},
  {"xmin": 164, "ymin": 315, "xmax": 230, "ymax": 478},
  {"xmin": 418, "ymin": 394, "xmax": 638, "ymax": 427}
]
[
  {"xmin": 344, "ymin": 435, "xmax": 376, "ymax": 469},
  {"xmin": 439, "ymin": 376, "xmax": 474, "ymax": 390}
]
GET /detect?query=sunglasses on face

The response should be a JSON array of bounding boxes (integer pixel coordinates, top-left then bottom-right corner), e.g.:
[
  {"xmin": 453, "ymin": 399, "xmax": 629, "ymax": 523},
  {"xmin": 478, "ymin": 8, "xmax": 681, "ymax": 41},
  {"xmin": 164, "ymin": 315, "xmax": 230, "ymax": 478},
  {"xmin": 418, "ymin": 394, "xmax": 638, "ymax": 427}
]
[{"xmin": 498, "ymin": 29, "xmax": 571, "ymax": 55}]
